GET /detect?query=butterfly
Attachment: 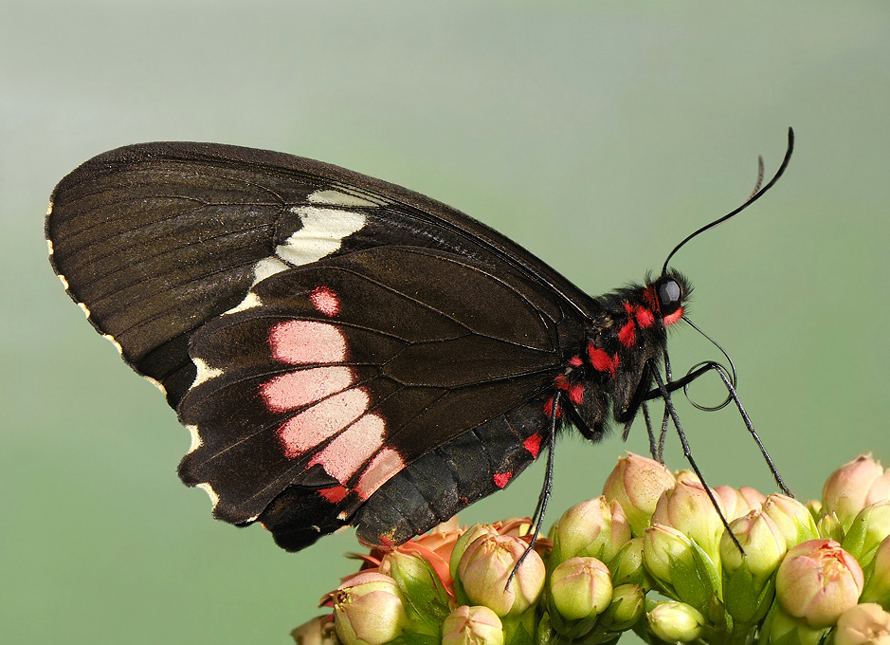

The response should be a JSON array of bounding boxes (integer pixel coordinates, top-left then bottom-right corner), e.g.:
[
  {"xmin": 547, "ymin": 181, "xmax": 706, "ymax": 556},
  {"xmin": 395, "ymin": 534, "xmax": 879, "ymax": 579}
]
[{"xmin": 46, "ymin": 131, "xmax": 792, "ymax": 551}]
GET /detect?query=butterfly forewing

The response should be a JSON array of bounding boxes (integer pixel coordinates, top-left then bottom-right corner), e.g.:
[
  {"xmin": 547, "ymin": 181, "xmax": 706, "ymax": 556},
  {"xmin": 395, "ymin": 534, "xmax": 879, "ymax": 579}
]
[{"xmin": 47, "ymin": 142, "xmax": 605, "ymax": 551}]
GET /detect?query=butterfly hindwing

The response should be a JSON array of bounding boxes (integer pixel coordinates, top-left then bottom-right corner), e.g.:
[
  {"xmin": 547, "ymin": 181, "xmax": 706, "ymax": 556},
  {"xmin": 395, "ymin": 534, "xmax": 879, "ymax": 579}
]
[{"xmin": 176, "ymin": 245, "xmax": 577, "ymax": 548}]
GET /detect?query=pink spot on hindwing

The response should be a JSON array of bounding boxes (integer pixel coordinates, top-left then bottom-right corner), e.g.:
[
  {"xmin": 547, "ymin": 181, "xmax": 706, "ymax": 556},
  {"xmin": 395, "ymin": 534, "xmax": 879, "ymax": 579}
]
[
  {"xmin": 318, "ymin": 485, "xmax": 348, "ymax": 503},
  {"xmin": 309, "ymin": 413, "xmax": 386, "ymax": 484},
  {"xmin": 356, "ymin": 448, "xmax": 405, "ymax": 499},
  {"xmin": 269, "ymin": 320, "xmax": 347, "ymax": 365},
  {"xmin": 493, "ymin": 472, "xmax": 512, "ymax": 488},
  {"xmin": 261, "ymin": 366, "xmax": 355, "ymax": 412},
  {"xmin": 310, "ymin": 286, "xmax": 340, "ymax": 317},
  {"xmin": 276, "ymin": 388, "xmax": 370, "ymax": 458}
]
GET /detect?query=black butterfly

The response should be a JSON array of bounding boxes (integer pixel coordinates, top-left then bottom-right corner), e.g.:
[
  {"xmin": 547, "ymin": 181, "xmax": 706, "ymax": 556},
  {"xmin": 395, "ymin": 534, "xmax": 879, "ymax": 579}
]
[{"xmin": 46, "ymin": 132, "xmax": 792, "ymax": 551}]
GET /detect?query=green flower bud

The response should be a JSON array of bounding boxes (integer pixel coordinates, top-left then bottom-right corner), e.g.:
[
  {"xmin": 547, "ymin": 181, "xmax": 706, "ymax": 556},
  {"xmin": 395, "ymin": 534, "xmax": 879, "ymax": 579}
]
[
  {"xmin": 549, "ymin": 557, "xmax": 613, "ymax": 621},
  {"xmin": 647, "ymin": 601, "xmax": 705, "ymax": 643},
  {"xmin": 609, "ymin": 536, "xmax": 650, "ymax": 588},
  {"xmin": 598, "ymin": 583, "xmax": 645, "ymax": 633},
  {"xmin": 333, "ymin": 572, "xmax": 408, "ymax": 645},
  {"xmin": 720, "ymin": 509, "xmax": 786, "ymax": 624},
  {"xmin": 441, "ymin": 606, "xmax": 504, "ymax": 645},
  {"xmin": 843, "ymin": 501, "xmax": 890, "ymax": 568},
  {"xmin": 643, "ymin": 524, "xmax": 719, "ymax": 611},
  {"xmin": 822, "ymin": 455, "xmax": 890, "ymax": 530},
  {"xmin": 817, "ymin": 511, "xmax": 845, "ymax": 543},
  {"xmin": 834, "ymin": 603, "xmax": 890, "ymax": 645},
  {"xmin": 552, "ymin": 496, "xmax": 631, "ymax": 565},
  {"xmin": 715, "ymin": 485, "xmax": 766, "ymax": 521},
  {"xmin": 603, "ymin": 453, "xmax": 675, "ymax": 536},
  {"xmin": 652, "ymin": 479, "xmax": 725, "ymax": 564},
  {"xmin": 762, "ymin": 494, "xmax": 820, "ymax": 548},
  {"xmin": 761, "ymin": 603, "xmax": 829, "ymax": 645},
  {"xmin": 380, "ymin": 550, "xmax": 451, "ymax": 626},
  {"xmin": 776, "ymin": 539, "xmax": 864, "ymax": 629},
  {"xmin": 861, "ymin": 536, "xmax": 890, "ymax": 608},
  {"xmin": 457, "ymin": 534, "xmax": 545, "ymax": 617}
]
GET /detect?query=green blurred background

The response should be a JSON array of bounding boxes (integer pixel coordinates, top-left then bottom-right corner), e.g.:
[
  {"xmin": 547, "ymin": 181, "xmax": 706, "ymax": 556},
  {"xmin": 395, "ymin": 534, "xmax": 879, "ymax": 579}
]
[{"xmin": 2, "ymin": 2, "xmax": 888, "ymax": 643}]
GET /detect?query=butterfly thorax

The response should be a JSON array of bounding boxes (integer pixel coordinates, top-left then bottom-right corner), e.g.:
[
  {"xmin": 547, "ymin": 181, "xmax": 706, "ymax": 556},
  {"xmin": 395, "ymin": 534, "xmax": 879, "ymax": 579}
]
[{"xmin": 549, "ymin": 270, "xmax": 691, "ymax": 438}]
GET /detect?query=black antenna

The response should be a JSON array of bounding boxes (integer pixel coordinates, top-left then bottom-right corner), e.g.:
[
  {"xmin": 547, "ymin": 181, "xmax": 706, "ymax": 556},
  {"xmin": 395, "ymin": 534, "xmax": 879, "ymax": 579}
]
[{"xmin": 661, "ymin": 128, "xmax": 794, "ymax": 275}]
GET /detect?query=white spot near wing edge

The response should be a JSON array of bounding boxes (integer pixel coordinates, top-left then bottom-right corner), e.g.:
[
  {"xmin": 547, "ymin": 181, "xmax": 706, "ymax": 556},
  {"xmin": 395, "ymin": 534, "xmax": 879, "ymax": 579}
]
[
  {"xmin": 196, "ymin": 482, "xmax": 220, "ymax": 510},
  {"xmin": 276, "ymin": 206, "xmax": 366, "ymax": 267},
  {"xmin": 46, "ymin": 200, "xmax": 53, "ymax": 216},
  {"xmin": 191, "ymin": 357, "xmax": 224, "ymax": 387},
  {"xmin": 308, "ymin": 190, "xmax": 380, "ymax": 208},
  {"xmin": 186, "ymin": 424, "xmax": 202, "ymax": 453},
  {"xmin": 224, "ymin": 291, "xmax": 263, "ymax": 315}
]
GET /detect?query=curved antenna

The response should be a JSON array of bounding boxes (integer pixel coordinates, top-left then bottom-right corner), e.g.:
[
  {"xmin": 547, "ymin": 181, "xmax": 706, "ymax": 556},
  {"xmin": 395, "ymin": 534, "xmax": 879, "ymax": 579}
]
[
  {"xmin": 681, "ymin": 316, "xmax": 738, "ymax": 411},
  {"xmin": 661, "ymin": 127, "xmax": 794, "ymax": 275}
]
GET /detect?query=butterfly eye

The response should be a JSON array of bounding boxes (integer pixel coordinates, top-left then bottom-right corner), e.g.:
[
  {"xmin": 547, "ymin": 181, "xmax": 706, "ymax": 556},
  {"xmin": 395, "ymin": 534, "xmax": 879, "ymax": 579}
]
[{"xmin": 655, "ymin": 276, "xmax": 683, "ymax": 316}]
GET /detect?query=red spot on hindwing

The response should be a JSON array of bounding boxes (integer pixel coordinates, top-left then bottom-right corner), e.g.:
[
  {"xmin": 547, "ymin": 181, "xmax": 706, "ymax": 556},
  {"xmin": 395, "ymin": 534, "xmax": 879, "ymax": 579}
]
[
  {"xmin": 310, "ymin": 286, "xmax": 340, "ymax": 317},
  {"xmin": 493, "ymin": 472, "xmax": 512, "ymax": 488},
  {"xmin": 318, "ymin": 485, "xmax": 348, "ymax": 503},
  {"xmin": 523, "ymin": 434, "xmax": 542, "ymax": 458}
]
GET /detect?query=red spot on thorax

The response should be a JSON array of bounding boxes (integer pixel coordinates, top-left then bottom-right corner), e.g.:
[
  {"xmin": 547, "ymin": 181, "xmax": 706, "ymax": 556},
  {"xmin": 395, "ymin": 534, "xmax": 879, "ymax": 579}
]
[
  {"xmin": 523, "ymin": 434, "xmax": 542, "ymax": 458},
  {"xmin": 568, "ymin": 355, "xmax": 583, "ymax": 367},
  {"xmin": 664, "ymin": 307, "xmax": 683, "ymax": 327},
  {"xmin": 588, "ymin": 345, "xmax": 619, "ymax": 377},
  {"xmin": 643, "ymin": 286, "xmax": 658, "ymax": 309},
  {"xmin": 618, "ymin": 320, "xmax": 636, "ymax": 347},
  {"xmin": 636, "ymin": 308, "xmax": 654, "ymax": 327},
  {"xmin": 493, "ymin": 472, "xmax": 512, "ymax": 488},
  {"xmin": 310, "ymin": 285, "xmax": 340, "ymax": 316},
  {"xmin": 318, "ymin": 485, "xmax": 348, "ymax": 503}
]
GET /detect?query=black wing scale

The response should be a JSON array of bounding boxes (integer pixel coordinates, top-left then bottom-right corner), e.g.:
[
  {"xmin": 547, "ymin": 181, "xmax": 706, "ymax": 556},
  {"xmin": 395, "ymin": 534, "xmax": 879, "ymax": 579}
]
[{"xmin": 47, "ymin": 142, "xmax": 600, "ymax": 550}]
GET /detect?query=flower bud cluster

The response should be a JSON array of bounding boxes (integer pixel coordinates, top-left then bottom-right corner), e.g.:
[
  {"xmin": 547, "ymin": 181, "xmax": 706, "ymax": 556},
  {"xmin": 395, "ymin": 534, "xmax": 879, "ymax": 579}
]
[{"xmin": 293, "ymin": 453, "xmax": 890, "ymax": 645}]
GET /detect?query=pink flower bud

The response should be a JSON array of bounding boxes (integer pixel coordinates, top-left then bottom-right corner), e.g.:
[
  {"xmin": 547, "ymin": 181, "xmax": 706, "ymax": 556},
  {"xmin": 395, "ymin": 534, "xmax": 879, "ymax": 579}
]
[
  {"xmin": 603, "ymin": 453, "xmax": 675, "ymax": 536},
  {"xmin": 762, "ymin": 494, "xmax": 820, "ymax": 548},
  {"xmin": 441, "ymin": 606, "xmax": 504, "ymax": 645},
  {"xmin": 715, "ymin": 485, "xmax": 766, "ymax": 521},
  {"xmin": 843, "ymin": 502, "xmax": 890, "ymax": 568},
  {"xmin": 652, "ymin": 480, "xmax": 725, "ymax": 563},
  {"xmin": 552, "ymin": 496, "xmax": 631, "ymax": 565},
  {"xmin": 292, "ymin": 615, "xmax": 337, "ymax": 645},
  {"xmin": 647, "ymin": 601, "xmax": 705, "ymax": 643},
  {"xmin": 823, "ymin": 455, "xmax": 890, "ymax": 529},
  {"xmin": 457, "ymin": 534, "xmax": 545, "ymax": 617},
  {"xmin": 449, "ymin": 524, "xmax": 500, "ymax": 583},
  {"xmin": 776, "ymin": 539, "xmax": 865, "ymax": 629},
  {"xmin": 834, "ymin": 603, "xmax": 890, "ymax": 645},
  {"xmin": 549, "ymin": 557, "xmax": 613, "ymax": 621},
  {"xmin": 333, "ymin": 572, "xmax": 408, "ymax": 645}
]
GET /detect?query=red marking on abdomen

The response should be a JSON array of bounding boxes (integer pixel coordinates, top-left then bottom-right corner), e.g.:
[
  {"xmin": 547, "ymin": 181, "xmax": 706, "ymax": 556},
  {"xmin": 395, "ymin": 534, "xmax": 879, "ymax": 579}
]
[
  {"xmin": 318, "ymin": 485, "xmax": 348, "ymax": 503},
  {"xmin": 309, "ymin": 413, "xmax": 386, "ymax": 484},
  {"xmin": 276, "ymin": 388, "xmax": 369, "ymax": 458},
  {"xmin": 269, "ymin": 320, "xmax": 347, "ymax": 365},
  {"xmin": 356, "ymin": 447, "xmax": 405, "ymax": 500},
  {"xmin": 261, "ymin": 366, "xmax": 354, "ymax": 412},
  {"xmin": 493, "ymin": 472, "xmax": 512, "ymax": 488},
  {"xmin": 523, "ymin": 434, "xmax": 542, "ymax": 458},
  {"xmin": 310, "ymin": 286, "xmax": 340, "ymax": 317},
  {"xmin": 664, "ymin": 307, "xmax": 683, "ymax": 326},
  {"xmin": 568, "ymin": 383, "xmax": 584, "ymax": 404}
]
